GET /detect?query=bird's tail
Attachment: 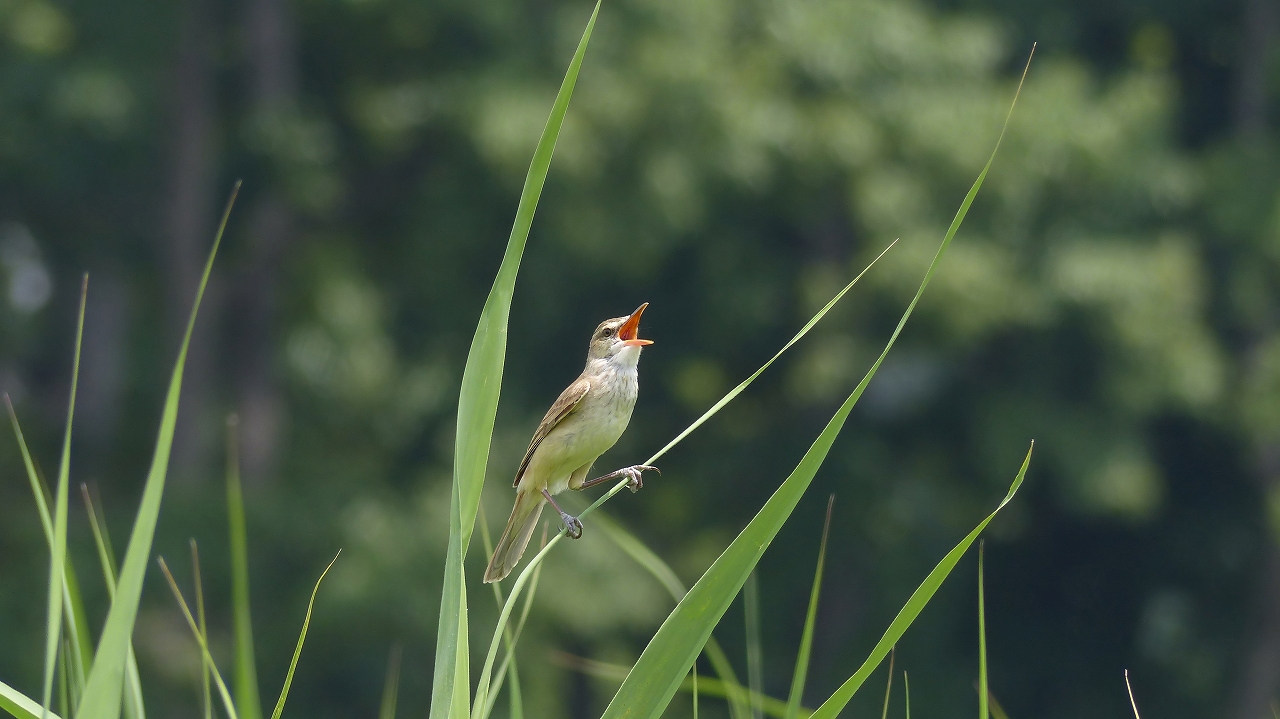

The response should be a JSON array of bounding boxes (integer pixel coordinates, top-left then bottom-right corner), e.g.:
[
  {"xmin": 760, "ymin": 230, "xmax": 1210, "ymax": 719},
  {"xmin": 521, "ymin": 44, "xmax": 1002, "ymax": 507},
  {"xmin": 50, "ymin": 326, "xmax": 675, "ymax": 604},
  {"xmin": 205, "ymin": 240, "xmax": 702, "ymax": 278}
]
[{"xmin": 483, "ymin": 491, "xmax": 545, "ymax": 583}]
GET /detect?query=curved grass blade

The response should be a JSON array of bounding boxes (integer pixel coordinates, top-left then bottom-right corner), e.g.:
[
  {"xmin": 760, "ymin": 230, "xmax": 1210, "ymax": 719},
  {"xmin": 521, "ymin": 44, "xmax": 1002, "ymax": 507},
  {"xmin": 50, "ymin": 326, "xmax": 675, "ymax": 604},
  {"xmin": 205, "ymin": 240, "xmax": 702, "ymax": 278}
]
[
  {"xmin": 156, "ymin": 559, "xmax": 239, "ymax": 719},
  {"xmin": 978, "ymin": 542, "xmax": 987, "ymax": 719},
  {"xmin": 692, "ymin": 661, "xmax": 698, "ymax": 719},
  {"xmin": 808, "ymin": 445, "xmax": 1033, "ymax": 719},
  {"xmin": 430, "ymin": 4, "xmax": 601, "ymax": 718},
  {"xmin": 41, "ymin": 276, "xmax": 87, "ymax": 718},
  {"xmin": 269, "ymin": 553, "xmax": 340, "ymax": 719},
  {"xmin": 379, "ymin": 646, "xmax": 402, "ymax": 719},
  {"xmin": 786, "ymin": 497, "xmax": 834, "ymax": 719},
  {"xmin": 76, "ymin": 182, "xmax": 239, "ymax": 719},
  {"xmin": 226, "ymin": 415, "xmax": 263, "ymax": 719},
  {"xmin": 2, "ymin": 680, "xmax": 63, "ymax": 719},
  {"xmin": 1124, "ymin": 671, "xmax": 1141, "ymax": 719},
  {"xmin": 475, "ymin": 514, "xmax": 542, "ymax": 719}
]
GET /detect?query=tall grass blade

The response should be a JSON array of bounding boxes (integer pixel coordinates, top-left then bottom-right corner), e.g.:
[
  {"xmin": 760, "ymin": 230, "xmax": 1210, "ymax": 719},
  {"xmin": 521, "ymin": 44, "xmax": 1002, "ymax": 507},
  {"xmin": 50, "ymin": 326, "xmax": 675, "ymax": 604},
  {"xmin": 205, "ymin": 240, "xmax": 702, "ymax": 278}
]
[
  {"xmin": 978, "ymin": 542, "xmax": 987, "ymax": 719},
  {"xmin": 156, "ymin": 558, "xmax": 239, "ymax": 719},
  {"xmin": 5, "ymin": 400, "xmax": 92, "ymax": 685},
  {"xmin": 76, "ymin": 182, "xmax": 239, "ymax": 719},
  {"xmin": 786, "ymin": 496, "xmax": 834, "ymax": 719},
  {"xmin": 269, "ymin": 553, "xmax": 339, "ymax": 719},
  {"xmin": 2, "ymin": 680, "xmax": 63, "ymax": 719},
  {"xmin": 41, "ymin": 276, "xmax": 86, "ymax": 719},
  {"xmin": 807, "ymin": 445, "xmax": 1033, "ymax": 719},
  {"xmin": 379, "ymin": 646, "xmax": 402, "ymax": 719},
  {"xmin": 226, "ymin": 415, "xmax": 263, "ymax": 719},
  {"xmin": 192, "ymin": 541, "xmax": 212, "ymax": 719},
  {"xmin": 40, "ymin": 275, "xmax": 86, "ymax": 716},
  {"xmin": 79, "ymin": 486, "xmax": 144, "ymax": 719},
  {"xmin": 443, "ymin": 6, "xmax": 600, "ymax": 718},
  {"xmin": 744, "ymin": 572, "xmax": 764, "ymax": 719}
]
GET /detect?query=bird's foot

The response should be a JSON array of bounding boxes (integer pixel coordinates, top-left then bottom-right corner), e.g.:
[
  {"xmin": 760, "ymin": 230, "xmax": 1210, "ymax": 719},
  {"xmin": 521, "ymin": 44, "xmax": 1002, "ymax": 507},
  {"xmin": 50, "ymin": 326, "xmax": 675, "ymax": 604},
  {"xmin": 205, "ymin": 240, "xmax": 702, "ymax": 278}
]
[
  {"xmin": 624, "ymin": 464, "xmax": 660, "ymax": 493},
  {"xmin": 562, "ymin": 514, "xmax": 583, "ymax": 539}
]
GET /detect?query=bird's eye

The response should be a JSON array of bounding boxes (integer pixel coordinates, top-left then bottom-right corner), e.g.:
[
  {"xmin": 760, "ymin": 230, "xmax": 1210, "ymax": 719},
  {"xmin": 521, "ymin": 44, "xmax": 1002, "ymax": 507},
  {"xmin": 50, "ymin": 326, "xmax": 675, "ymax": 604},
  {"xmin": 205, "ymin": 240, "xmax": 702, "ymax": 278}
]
[{"xmin": 603, "ymin": 327, "xmax": 614, "ymax": 337}]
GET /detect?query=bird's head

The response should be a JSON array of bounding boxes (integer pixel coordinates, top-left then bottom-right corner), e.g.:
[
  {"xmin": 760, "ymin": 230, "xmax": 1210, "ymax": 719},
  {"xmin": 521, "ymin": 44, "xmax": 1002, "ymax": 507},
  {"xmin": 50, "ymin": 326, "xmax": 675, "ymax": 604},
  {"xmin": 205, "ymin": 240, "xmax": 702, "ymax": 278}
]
[{"xmin": 587, "ymin": 303, "xmax": 653, "ymax": 365}]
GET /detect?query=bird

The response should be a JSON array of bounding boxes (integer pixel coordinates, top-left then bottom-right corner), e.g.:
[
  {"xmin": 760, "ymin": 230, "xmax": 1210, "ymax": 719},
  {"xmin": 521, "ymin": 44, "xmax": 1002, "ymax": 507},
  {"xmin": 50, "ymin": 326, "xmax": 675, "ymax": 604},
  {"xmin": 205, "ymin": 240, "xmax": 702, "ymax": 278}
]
[{"xmin": 483, "ymin": 303, "xmax": 658, "ymax": 583}]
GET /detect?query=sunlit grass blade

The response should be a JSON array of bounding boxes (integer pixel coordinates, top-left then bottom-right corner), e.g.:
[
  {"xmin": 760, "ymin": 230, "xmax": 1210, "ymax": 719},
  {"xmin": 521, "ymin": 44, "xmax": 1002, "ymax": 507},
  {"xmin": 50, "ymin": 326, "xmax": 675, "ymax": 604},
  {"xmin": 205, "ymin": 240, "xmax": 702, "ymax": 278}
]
[
  {"xmin": 41, "ymin": 275, "xmax": 86, "ymax": 718},
  {"xmin": 879, "ymin": 648, "xmax": 894, "ymax": 719},
  {"xmin": 268, "ymin": 553, "xmax": 339, "ymax": 719},
  {"xmin": 226, "ymin": 415, "xmax": 263, "ymax": 719},
  {"xmin": 787, "ymin": 496, "xmax": 834, "ymax": 719},
  {"xmin": 552, "ymin": 653, "xmax": 807, "ymax": 719},
  {"xmin": 77, "ymin": 182, "xmax": 239, "ymax": 719},
  {"xmin": 2, "ymin": 679, "xmax": 64, "ymax": 719},
  {"xmin": 431, "ymin": 3, "xmax": 600, "ymax": 717},
  {"xmin": 1124, "ymin": 670, "xmax": 1141, "ymax": 719},
  {"xmin": 808, "ymin": 444, "xmax": 1033, "ymax": 719},
  {"xmin": 978, "ymin": 542, "xmax": 987, "ymax": 719},
  {"xmin": 58, "ymin": 639, "xmax": 70, "ymax": 716},
  {"xmin": 156, "ymin": 558, "xmax": 239, "ymax": 719},
  {"xmin": 192, "ymin": 541, "xmax": 212, "ymax": 719},
  {"xmin": 79, "ymin": 485, "xmax": 144, "ymax": 719},
  {"xmin": 379, "ymin": 646, "xmax": 402, "ymax": 719}
]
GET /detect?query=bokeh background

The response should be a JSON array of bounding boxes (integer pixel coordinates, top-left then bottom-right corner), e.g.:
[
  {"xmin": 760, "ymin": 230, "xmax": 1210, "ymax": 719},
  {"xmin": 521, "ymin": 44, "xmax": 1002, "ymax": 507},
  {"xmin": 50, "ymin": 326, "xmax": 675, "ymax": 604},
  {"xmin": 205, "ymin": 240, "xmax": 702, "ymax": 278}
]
[{"xmin": 1, "ymin": 0, "xmax": 1279, "ymax": 716}]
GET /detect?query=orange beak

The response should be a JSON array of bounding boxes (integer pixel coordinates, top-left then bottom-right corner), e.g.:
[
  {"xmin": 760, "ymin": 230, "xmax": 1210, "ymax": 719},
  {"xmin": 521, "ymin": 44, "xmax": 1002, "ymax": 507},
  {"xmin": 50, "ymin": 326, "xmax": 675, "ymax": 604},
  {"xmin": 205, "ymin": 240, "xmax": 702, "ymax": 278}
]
[{"xmin": 618, "ymin": 303, "xmax": 653, "ymax": 346}]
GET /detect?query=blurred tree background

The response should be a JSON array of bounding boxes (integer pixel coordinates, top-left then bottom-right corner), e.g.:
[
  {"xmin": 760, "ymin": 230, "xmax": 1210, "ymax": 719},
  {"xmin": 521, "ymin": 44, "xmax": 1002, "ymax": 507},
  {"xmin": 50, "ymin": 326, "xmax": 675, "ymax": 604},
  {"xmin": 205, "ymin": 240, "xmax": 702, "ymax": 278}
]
[{"xmin": 0, "ymin": 0, "xmax": 1278, "ymax": 716}]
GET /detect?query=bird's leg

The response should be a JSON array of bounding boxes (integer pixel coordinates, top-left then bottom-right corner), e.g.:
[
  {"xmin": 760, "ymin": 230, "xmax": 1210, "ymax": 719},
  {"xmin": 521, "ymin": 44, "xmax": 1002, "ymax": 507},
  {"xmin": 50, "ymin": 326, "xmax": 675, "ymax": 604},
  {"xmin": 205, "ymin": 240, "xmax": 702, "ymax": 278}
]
[
  {"xmin": 541, "ymin": 488, "xmax": 583, "ymax": 539},
  {"xmin": 577, "ymin": 465, "xmax": 660, "ymax": 493}
]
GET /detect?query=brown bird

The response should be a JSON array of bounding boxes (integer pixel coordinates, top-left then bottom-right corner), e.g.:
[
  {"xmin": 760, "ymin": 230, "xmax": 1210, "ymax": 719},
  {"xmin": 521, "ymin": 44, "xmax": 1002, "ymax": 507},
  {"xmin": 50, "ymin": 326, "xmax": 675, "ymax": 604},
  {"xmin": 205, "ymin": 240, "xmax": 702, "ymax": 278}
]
[{"xmin": 483, "ymin": 303, "xmax": 658, "ymax": 583}]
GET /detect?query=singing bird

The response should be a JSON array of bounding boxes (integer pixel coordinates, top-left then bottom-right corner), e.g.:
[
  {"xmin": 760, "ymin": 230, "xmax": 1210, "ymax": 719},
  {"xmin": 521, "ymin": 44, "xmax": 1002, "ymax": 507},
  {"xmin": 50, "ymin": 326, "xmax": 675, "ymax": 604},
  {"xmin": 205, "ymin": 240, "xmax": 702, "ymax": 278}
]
[{"xmin": 483, "ymin": 303, "xmax": 658, "ymax": 583}]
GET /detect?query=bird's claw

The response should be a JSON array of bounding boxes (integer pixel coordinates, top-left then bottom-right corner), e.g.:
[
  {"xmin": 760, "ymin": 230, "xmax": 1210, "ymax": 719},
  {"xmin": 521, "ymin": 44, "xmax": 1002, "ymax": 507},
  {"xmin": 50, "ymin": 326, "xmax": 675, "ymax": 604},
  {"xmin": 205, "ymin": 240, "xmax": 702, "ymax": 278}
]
[
  {"xmin": 626, "ymin": 465, "xmax": 660, "ymax": 493},
  {"xmin": 564, "ymin": 515, "xmax": 583, "ymax": 539}
]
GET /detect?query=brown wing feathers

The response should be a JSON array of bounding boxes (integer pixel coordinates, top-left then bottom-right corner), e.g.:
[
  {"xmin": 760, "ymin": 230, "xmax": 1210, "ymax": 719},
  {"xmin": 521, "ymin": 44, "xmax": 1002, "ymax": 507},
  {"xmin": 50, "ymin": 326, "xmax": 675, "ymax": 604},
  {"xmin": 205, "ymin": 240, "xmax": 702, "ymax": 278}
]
[{"xmin": 513, "ymin": 377, "xmax": 591, "ymax": 487}]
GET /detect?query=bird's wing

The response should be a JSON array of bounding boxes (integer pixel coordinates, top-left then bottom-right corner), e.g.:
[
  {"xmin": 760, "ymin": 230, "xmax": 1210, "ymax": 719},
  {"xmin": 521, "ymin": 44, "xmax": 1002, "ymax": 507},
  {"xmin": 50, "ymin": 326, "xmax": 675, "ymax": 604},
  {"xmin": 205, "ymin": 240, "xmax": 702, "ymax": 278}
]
[{"xmin": 514, "ymin": 376, "xmax": 591, "ymax": 487}]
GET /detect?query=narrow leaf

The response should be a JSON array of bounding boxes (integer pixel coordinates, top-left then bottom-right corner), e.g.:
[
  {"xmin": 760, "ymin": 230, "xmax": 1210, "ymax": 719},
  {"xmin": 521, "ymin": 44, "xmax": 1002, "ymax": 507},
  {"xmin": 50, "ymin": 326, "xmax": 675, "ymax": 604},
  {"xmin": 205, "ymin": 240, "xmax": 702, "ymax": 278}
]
[
  {"xmin": 978, "ymin": 542, "xmax": 987, "ymax": 719},
  {"xmin": 808, "ymin": 445, "xmax": 1033, "ymax": 719},
  {"xmin": 42, "ymin": 276, "xmax": 86, "ymax": 718},
  {"xmin": 879, "ymin": 648, "xmax": 895, "ymax": 719},
  {"xmin": 192, "ymin": 541, "xmax": 212, "ymax": 719},
  {"xmin": 76, "ymin": 182, "xmax": 239, "ymax": 719},
  {"xmin": 226, "ymin": 415, "xmax": 263, "ymax": 719},
  {"xmin": 2, "ymin": 679, "xmax": 63, "ymax": 719},
  {"xmin": 157, "ymin": 559, "xmax": 239, "ymax": 719},
  {"xmin": 744, "ymin": 572, "xmax": 764, "ymax": 719},
  {"xmin": 269, "ymin": 553, "xmax": 340, "ymax": 719},
  {"xmin": 786, "ymin": 496, "xmax": 834, "ymax": 719}
]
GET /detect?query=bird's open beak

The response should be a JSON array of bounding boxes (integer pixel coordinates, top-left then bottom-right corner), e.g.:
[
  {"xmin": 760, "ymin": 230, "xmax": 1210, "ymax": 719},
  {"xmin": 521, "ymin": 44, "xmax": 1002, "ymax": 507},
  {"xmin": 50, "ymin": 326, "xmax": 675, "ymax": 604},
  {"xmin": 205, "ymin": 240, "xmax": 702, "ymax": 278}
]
[{"xmin": 618, "ymin": 303, "xmax": 653, "ymax": 346}]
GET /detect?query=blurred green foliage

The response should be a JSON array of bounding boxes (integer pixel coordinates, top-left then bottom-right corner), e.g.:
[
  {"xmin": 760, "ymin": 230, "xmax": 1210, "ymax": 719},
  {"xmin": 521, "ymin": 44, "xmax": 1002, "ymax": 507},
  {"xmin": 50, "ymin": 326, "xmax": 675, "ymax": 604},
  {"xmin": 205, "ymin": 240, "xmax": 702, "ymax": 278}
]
[{"xmin": 0, "ymin": 0, "xmax": 1277, "ymax": 717}]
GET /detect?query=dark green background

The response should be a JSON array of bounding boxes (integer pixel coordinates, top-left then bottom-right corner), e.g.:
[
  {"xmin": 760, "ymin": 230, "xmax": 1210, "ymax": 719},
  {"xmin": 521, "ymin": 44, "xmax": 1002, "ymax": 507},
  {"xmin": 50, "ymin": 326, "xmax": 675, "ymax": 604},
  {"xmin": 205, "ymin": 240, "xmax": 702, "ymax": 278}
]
[{"xmin": 1, "ymin": 0, "xmax": 1279, "ymax": 716}]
